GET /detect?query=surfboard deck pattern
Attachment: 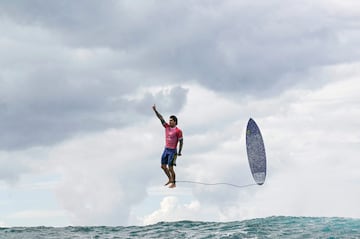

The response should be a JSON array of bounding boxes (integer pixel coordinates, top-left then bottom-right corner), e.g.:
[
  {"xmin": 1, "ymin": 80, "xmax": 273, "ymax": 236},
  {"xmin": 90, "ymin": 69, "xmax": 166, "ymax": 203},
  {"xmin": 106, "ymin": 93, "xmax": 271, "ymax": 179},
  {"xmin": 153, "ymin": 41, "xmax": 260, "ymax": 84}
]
[{"xmin": 246, "ymin": 118, "xmax": 267, "ymax": 185}]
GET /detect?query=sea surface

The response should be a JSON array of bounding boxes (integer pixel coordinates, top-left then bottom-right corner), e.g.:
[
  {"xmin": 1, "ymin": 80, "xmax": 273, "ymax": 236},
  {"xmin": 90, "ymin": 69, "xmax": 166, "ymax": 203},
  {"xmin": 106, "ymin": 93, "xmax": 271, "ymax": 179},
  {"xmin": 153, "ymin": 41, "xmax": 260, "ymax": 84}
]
[{"xmin": 0, "ymin": 216, "xmax": 359, "ymax": 239}]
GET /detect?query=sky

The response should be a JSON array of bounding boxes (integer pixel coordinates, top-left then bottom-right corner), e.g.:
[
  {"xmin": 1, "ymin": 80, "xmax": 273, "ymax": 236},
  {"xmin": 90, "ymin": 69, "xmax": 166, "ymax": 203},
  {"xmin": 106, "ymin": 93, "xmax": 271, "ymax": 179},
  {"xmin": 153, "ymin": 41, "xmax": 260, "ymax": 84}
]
[{"xmin": 0, "ymin": 0, "xmax": 359, "ymax": 227}]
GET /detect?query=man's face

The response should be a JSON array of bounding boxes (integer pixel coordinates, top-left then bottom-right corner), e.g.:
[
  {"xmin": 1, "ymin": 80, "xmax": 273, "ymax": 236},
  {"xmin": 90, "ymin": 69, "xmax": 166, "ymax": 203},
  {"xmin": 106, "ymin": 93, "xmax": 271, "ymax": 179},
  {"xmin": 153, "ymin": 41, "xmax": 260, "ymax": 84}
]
[{"xmin": 169, "ymin": 118, "xmax": 176, "ymax": 127}]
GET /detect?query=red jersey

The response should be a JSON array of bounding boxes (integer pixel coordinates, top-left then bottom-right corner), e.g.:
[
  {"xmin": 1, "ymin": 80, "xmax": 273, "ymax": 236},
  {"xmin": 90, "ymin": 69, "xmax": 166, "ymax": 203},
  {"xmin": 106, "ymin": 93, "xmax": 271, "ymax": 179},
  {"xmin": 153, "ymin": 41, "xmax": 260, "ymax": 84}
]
[{"xmin": 163, "ymin": 123, "xmax": 183, "ymax": 149}]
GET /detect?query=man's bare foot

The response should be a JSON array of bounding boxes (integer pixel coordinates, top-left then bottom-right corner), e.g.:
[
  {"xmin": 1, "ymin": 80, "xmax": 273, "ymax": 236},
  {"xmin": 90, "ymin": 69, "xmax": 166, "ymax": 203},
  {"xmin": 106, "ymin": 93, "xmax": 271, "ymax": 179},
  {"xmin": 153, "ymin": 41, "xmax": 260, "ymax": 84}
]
[
  {"xmin": 168, "ymin": 183, "xmax": 176, "ymax": 188},
  {"xmin": 164, "ymin": 181, "xmax": 171, "ymax": 186}
]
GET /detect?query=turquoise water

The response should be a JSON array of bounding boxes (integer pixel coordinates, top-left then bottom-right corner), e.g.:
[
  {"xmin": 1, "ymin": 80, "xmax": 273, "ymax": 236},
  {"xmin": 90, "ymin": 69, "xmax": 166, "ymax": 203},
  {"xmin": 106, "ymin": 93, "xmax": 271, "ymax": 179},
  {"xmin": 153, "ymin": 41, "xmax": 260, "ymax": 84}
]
[{"xmin": 0, "ymin": 216, "xmax": 359, "ymax": 238}]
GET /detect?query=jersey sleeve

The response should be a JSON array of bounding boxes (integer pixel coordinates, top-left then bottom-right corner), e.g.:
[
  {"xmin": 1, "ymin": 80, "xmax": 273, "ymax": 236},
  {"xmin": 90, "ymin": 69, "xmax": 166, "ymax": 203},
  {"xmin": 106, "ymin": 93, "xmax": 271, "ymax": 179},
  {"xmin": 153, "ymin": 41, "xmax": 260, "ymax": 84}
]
[{"xmin": 177, "ymin": 129, "xmax": 183, "ymax": 140}]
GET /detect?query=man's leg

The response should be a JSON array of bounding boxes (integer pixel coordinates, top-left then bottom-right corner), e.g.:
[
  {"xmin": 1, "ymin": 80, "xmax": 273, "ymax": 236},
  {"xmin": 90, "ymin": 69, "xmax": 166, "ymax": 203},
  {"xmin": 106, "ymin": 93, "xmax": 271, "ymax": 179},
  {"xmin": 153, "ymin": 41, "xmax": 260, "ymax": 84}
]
[
  {"xmin": 161, "ymin": 150, "xmax": 171, "ymax": 186},
  {"xmin": 168, "ymin": 165, "xmax": 176, "ymax": 188},
  {"xmin": 161, "ymin": 164, "xmax": 171, "ymax": 186}
]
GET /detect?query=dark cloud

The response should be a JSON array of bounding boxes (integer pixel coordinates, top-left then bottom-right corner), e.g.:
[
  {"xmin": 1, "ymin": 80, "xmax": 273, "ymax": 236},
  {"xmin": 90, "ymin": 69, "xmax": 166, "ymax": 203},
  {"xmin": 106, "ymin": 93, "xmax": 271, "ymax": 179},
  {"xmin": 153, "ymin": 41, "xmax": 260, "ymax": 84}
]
[
  {"xmin": 1, "ymin": 0, "xmax": 359, "ymax": 149},
  {"xmin": 0, "ymin": 35, "xmax": 188, "ymax": 149},
  {"xmin": 0, "ymin": 80, "xmax": 187, "ymax": 149}
]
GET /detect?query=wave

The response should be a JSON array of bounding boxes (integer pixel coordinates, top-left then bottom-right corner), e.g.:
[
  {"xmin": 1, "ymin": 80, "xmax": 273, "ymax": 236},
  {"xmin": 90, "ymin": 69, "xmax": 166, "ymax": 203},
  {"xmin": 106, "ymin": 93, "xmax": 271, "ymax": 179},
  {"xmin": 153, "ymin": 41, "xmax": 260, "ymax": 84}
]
[{"xmin": 1, "ymin": 216, "xmax": 359, "ymax": 238}]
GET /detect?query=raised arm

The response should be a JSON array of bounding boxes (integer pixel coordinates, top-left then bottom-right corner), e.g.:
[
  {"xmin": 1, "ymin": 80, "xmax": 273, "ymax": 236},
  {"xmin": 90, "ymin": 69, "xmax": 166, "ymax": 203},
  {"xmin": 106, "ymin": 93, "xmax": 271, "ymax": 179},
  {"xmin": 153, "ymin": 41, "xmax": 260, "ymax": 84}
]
[{"xmin": 152, "ymin": 104, "xmax": 166, "ymax": 125}]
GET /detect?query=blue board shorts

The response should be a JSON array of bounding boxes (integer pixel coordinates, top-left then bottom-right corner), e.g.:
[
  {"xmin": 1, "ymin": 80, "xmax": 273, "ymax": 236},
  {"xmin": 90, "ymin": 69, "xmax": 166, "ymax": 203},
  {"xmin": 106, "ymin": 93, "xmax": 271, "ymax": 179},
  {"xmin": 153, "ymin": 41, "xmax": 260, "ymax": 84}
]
[{"xmin": 161, "ymin": 148, "xmax": 177, "ymax": 166}]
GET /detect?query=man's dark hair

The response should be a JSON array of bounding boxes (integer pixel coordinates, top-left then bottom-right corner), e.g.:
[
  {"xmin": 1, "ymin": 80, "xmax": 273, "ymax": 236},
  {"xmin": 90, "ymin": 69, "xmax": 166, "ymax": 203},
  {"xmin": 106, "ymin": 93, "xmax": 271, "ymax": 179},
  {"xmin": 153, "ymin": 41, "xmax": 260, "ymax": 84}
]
[{"xmin": 170, "ymin": 115, "xmax": 178, "ymax": 125}]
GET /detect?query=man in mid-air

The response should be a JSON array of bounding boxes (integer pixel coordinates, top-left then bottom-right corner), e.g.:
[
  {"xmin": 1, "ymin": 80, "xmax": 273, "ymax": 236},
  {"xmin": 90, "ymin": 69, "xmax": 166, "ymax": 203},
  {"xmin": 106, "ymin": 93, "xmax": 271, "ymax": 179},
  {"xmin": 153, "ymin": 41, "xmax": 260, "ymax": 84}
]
[{"xmin": 152, "ymin": 104, "xmax": 183, "ymax": 188}]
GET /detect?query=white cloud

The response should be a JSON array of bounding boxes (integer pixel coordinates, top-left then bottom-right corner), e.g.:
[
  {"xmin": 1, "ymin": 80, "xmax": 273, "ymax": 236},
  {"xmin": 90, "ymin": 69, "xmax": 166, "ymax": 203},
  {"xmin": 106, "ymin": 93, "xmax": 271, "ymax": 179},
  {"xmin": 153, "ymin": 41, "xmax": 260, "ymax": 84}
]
[
  {"xmin": 138, "ymin": 63, "xmax": 360, "ymax": 224},
  {"xmin": 234, "ymin": 63, "xmax": 360, "ymax": 219},
  {"xmin": 142, "ymin": 196, "xmax": 216, "ymax": 225},
  {"xmin": 49, "ymin": 122, "xmax": 164, "ymax": 225}
]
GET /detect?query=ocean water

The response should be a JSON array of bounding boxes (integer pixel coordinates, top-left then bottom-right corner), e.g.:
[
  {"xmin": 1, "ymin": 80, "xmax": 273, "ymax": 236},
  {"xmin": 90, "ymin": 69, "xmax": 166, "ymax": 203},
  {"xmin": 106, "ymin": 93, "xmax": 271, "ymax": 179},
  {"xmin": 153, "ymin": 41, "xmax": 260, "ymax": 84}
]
[{"xmin": 0, "ymin": 216, "xmax": 359, "ymax": 239}]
